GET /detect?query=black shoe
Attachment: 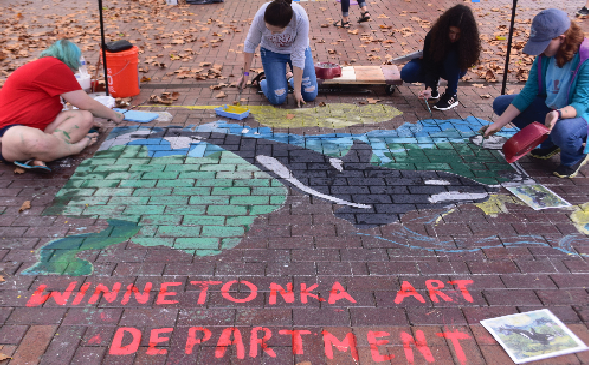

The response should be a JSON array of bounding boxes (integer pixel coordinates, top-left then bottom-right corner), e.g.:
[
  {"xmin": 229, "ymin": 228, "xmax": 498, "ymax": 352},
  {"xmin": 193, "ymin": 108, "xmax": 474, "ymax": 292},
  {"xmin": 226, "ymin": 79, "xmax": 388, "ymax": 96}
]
[
  {"xmin": 553, "ymin": 155, "xmax": 589, "ymax": 178},
  {"xmin": 433, "ymin": 93, "xmax": 458, "ymax": 110},
  {"xmin": 530, "ymin": 145, "xmax": 560, "ymax": 159},
  {"xmin": 430, "ymin": 89, "xmax": 440, "ymax": 99},
  {"xmin": 577, "ymin": 6, "xmax": 589, "ymax": 17}
]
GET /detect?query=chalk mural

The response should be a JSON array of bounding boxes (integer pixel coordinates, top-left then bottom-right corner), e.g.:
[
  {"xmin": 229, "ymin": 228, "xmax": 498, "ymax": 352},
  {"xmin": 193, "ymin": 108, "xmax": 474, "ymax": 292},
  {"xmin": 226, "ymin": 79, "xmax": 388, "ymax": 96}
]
[{"xmin": 24, "ymin": 115, "xmax": 586, "ymax": 275}]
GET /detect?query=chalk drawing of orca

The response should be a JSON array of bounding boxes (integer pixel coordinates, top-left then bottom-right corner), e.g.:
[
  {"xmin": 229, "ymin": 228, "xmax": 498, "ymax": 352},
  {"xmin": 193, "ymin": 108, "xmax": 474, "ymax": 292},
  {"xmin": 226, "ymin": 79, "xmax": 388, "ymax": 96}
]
[{"xmin": 128, "ymin": 127, "xmax": 499, "ymax": 228}]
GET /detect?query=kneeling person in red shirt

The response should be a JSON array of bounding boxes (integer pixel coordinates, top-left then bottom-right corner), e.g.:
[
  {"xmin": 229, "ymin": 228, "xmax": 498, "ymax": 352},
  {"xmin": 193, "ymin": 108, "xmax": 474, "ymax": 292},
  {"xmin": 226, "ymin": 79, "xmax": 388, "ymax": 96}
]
[{"xmin": 0, "ymin": 40, "xmax": 125, "ymax": 170}]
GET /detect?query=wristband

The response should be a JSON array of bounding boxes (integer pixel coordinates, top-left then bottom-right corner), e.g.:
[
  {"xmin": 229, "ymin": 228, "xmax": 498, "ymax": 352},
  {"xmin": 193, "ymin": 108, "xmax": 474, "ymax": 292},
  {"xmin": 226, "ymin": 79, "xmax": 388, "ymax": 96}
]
[{"xmin": 243, "ymin": 72, "xmax": 249, "ymax": 76}]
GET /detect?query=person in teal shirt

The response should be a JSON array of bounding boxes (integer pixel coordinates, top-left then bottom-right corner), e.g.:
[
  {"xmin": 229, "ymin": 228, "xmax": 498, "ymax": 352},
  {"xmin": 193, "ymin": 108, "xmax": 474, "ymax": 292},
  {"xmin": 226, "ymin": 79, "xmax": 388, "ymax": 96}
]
[{"xmin": 485, "ymin": 9, "xmax": 589, "ymax": 178}]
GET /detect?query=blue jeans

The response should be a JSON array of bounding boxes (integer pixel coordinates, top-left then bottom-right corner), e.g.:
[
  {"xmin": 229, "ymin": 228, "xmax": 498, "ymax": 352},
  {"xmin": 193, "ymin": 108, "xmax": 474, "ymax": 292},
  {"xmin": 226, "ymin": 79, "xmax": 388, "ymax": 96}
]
[
  {"xmin": 400, "ymin": 50, "xmax": 466, "ymax": 95},
  {"xmin": 340, "ymin": 0, "xmax": 367, "ymax": 17},
  {"xmin": 493, "ymin": 95, "xmax": 588, "ymax": 166},
  {"xmin": 260, "ymin": 47, "xmax": 318, "ymax": 105}
]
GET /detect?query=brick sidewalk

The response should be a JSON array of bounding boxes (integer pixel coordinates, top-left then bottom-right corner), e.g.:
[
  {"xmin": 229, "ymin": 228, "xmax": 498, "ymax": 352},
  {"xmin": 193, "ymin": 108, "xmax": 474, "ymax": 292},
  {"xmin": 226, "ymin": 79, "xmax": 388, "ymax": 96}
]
[{"xmin": 1, "ymin": 0, "xmax": 589, "ymax": 364}]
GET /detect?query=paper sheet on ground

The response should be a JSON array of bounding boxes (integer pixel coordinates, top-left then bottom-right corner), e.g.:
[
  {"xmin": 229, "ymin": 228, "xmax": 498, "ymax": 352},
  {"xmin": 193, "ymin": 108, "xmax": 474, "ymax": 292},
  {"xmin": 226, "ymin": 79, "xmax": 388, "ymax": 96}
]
[
  {"xmin": 481, "ymin": 309, "xmax": 587, "ymax": 364},
  {"xmin": 506, "ymin": 184, "xmax": 571, "ymax": 210}
]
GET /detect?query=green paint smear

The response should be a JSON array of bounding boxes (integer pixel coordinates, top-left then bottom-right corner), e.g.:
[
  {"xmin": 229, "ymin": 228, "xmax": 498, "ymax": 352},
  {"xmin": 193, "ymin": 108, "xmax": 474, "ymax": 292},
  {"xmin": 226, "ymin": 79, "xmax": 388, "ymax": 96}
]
[
  {"xmin": 40, "ymin": 147, "xmax": 288, "ymax": 274},
  {"xmin": 382, "ymin": 141, "xmax": 515, "ymax": 184},
  {"xmin": 22, "ymin": 220, "xmax": 139, "ymax": 276}
]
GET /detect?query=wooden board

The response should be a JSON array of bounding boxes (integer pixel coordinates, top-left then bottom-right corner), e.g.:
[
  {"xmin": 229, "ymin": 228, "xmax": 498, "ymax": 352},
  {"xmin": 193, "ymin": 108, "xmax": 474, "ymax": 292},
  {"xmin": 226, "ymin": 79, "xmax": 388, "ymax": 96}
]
[{"xmin": 319, "ymin": 65, "xmax": 402, "ymax": 85}]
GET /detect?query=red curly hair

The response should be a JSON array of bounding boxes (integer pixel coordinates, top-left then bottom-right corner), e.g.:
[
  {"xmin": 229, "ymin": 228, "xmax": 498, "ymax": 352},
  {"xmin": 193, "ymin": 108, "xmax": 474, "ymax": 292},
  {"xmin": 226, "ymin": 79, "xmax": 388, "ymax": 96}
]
[{"xmin": 555, "ymin": 22, "xmax": 584, "ymax": 67}]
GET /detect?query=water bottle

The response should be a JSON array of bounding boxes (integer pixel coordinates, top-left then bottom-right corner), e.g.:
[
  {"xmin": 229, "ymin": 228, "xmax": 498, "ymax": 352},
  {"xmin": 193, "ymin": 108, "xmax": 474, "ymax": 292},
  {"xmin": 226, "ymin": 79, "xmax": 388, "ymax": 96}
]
[
  {"xmin": 79, "ymin": 56, "xmax": 88, "ymax": 74},
  {"xmin": 76, "ymin": 56, "xmax": 90, "ymax": 90}
]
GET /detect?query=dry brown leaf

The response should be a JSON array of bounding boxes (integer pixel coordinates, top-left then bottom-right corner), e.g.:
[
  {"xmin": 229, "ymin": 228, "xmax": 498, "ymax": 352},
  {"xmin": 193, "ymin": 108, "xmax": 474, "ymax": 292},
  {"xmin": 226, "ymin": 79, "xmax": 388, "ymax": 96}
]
[
  {"xmin": 0, "ymin": 275, "xmax": 4, "ymax": 282},
  {"xmin": 320, "ymin": 24, "xmax": 329, "ymax": 28},
  {"xmin": 319, "ymin": 102, "xmax": 326, "ymax": 107},
  {"xmin": 140, "ymin": 76, "xmax": 151, "ymax": 83},
  {"xmin": 19, "ymin": 201, "xmax": 31, "ymax": 213},
  {"xmin": 480, "ymin": 94, "xmax": 492, "ymax": 98},
  {"xmin": 506, "ymin": 89, "xmax": 516, "ymax": 95},
  {"xmin": 366, "ymin": 98, "xmax": 380, "ymax": 104},
  {"xmin": 473, "ymin": 84, "xmax": 486, "ymax": 89},
  {"xmin": 0, "ymin": 353, "xmax": 11, "ymax": 361},
  {"xmin": 14, "ymin": 167, "xmax": 25, "ymax": 174},
  {"xmin": 216, "ymin": 91, "xmax": 227, "ymax": 98},
  {"xmin": 286, "ymin": 114, "xmax": 295, "ymax": 119}
]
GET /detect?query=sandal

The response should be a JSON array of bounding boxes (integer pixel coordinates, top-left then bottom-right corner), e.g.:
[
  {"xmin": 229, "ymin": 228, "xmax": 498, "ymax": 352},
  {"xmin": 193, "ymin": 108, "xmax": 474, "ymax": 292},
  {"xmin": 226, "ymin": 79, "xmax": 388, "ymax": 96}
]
[
  {"xmin": 14, "ymin": 160, "xmax": 51, "ymax": 173},
  {"xmin": 358, "ymin": 11, "xmax": 371, "ymax": 23},
  {"xmin": 333, "ymin": 19, "xmax": 351, "ymax": 29}
]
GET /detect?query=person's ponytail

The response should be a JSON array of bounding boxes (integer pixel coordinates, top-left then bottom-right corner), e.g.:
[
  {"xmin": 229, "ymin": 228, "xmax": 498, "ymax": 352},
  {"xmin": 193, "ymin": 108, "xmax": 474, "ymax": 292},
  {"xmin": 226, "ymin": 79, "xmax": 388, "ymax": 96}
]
[{"xmin": 264, "ymin": 0, "xmax": 294, "ymax": 28}]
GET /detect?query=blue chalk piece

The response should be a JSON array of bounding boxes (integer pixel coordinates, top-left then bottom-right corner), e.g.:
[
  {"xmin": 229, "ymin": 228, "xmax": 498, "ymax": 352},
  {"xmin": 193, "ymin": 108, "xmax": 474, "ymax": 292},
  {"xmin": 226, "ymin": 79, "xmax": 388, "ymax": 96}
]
[{"xmin": 114, "ymin": 108, "xmax": 159, "ymax": 123}]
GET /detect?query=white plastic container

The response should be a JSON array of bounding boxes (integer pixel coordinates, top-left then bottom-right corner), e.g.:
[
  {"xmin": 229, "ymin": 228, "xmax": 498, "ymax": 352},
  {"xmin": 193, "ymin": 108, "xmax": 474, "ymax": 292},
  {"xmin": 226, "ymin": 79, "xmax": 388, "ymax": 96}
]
[
  {"xmin": 93, "ymin": 95, "xmax": 115, "ymax": 109},
  {"xmin": 75, "ymin": 72, "xmax": 91, "ymax": 90}
]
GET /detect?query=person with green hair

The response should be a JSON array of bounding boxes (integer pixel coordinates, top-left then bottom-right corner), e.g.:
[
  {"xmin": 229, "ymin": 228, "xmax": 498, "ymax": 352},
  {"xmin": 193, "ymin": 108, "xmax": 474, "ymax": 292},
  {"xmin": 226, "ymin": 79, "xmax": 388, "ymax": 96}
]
[{"xmin": 0, "ymin": 40, "xmax": 125, "ymax": 172}]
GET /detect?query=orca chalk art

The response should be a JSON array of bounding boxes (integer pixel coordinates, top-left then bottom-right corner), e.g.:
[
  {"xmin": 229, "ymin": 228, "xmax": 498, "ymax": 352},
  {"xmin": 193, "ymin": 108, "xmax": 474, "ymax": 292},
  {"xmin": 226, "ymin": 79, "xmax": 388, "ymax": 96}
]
[{"xmin": 23, "ymin": 118, "xmax": 586, "ymax": 275}]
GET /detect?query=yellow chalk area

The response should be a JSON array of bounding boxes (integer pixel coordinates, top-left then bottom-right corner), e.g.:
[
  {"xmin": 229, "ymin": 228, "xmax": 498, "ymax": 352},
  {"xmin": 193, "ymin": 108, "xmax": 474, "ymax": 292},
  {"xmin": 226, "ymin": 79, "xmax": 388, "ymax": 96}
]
[
  {"xmin": 475, "ymin": 195, "xmax": 523, "ymax": 216},
  {"xmin": 570, "ymin": 203, "xmax": 589, "ymax": 235},
  {"xmin": 435, "ymin": 208, "xmax": 455, "ymax": 224},
  {"xmin": 139, "ymin": 103, "xmax": 402, "ymax": 128}
]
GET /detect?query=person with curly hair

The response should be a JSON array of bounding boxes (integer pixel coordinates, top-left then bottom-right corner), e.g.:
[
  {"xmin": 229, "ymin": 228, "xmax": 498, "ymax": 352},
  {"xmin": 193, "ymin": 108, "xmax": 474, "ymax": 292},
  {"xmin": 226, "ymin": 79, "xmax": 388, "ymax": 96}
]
[
  {"xmin": 485, "ymin": 9, "xmax": 589, "ymax": 178},
  {"xmin": 239, "ymin": 0, "xmax": 318, "ymax": 107},
  {"xmin": 400, "ymin": 5, "xmax": 481, "ymax": 110},
  {"xmin": 333, "ymin": 0, "xmax": 371, "ymax": 29}
]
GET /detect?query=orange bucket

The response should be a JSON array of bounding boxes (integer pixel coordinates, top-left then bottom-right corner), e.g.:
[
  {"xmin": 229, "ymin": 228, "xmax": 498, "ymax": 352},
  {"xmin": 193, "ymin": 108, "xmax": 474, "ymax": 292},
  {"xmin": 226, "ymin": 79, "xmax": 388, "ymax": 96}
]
[{"xmin": 105, "ymin": 46, "xmax": 140, "ymax": 97}]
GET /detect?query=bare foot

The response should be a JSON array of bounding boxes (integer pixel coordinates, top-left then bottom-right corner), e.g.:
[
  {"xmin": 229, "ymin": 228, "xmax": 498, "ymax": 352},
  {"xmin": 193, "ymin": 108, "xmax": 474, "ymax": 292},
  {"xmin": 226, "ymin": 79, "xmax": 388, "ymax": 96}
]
[{"xmin": 31, "ymin": 160, "xmax": 48, "ymax": 168}]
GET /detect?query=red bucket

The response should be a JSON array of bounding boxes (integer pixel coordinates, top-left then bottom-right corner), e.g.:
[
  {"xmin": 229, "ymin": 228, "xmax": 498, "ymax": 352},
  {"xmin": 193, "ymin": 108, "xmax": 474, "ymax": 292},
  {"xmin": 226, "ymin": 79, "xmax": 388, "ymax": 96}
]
[
  {"xmin": 502, "ymin": 121, "xmax": 551, "ymax": 163},
  {"xmin": 104, "ymin": 46, "xmax": 140, "ymax": 98}
]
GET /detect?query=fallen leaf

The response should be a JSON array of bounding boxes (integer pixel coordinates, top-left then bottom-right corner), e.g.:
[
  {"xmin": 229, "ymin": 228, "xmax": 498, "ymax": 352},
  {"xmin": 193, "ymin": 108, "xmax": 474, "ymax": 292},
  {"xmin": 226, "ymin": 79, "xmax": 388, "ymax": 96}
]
[
  {"xmin": 480, "ymin": 94, "xmax": 492, "ymax": 98},
  {"xmin": 240, "ymin": 98, "xmax": 247, "ymax": 102},
  {"xmin": 0, "ymin": 275, "xmax": 4, "ymax": 282},
  {"xmin": 19, "ymin": 201, "xmax": 31, "ymax": 213},
  {"xmin": 319, "ymin": 102, "xmax": 326, "ymax": 107},
  {"xmin": 506, "ymin": 89, "xmax": 516, "ymax": 95},
  {"xmin": 286, "ymin": 114, "xmax": 295, "ymax": 119},
  {"xmin": 216, "ymin": 91, "xmax": 227, "ymax": 98},
  {"xmin": 0, "ymin": 353, "xmax": 11, "ymax": 361},
  {"xmin": 14, "ymin": 167, "xmax": 25, "ymax": 174},
  {"xmin": 320, "ymin": 24, "xmax": 329, "ymax": 28},
  {"xmin": 473, "ymin": 84, "xmax": 486, "ymax": 89},
  {"xmin": 140, "ymin": 76, "xmax": 151, "ymax": 82},
  {"xmin": 295, "ymin": 362, "xmax": 312, "ymax": 365},
  {"xmin": 366, "ymin": 98, "xmax": 380, "ymax": 104}
]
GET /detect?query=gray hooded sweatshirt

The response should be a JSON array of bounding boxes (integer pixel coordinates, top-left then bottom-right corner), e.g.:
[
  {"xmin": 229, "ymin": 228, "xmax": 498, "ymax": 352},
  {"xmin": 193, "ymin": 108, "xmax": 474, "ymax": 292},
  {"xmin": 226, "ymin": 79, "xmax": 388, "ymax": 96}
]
[{"xmin": 243, "ymin": 2, "xmax": 310, "ymax": 69}]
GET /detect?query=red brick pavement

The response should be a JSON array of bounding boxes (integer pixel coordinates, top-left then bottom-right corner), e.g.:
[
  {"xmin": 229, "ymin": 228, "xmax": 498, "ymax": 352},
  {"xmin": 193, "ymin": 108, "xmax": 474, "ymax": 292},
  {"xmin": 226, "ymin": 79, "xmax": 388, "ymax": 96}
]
[{"xmin": 1, "ymin": 0, "xmax": 589, "ymax": 364}]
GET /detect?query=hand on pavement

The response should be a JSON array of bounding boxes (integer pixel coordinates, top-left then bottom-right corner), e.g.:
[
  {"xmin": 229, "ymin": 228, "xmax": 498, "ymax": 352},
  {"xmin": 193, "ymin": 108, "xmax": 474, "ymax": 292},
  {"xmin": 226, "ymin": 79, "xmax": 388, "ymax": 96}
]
[
  {"xmin": 294, "ymin": 91, "xmax": 305, "ymax": 108},
  {"xmin": 418, "ymin": 89, "xmax": 431, "ymax": 99}
]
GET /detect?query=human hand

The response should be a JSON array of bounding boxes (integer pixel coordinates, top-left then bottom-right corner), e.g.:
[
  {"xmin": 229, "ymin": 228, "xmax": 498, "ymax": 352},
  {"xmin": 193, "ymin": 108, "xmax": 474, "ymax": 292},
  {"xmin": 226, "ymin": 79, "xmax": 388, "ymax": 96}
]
[
  {"xmin": 111, "ymin": 111, "xmax": 125, "ymax": 124},
  {"xmin": 418, "ymin": 89, "xmax": 431, "ymax": 99},
  {"xmin": 544, "ymin": 110, "xmax": 558, "ymax": 131},
  {"xmin": 237, "ymin": 76, "xmax": 247, "ymax": 90},
  {"xmin": 294, "ymin": 90, "xmax": 305, "ymax": 108},
  {"xmin": 480, "ymin": 123, "xmax": 502, "ymax": 138}
]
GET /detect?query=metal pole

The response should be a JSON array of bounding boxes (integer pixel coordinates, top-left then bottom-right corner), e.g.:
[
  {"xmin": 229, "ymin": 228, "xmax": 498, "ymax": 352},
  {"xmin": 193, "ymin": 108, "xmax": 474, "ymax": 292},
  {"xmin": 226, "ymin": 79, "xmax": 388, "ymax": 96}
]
[
  {"xmin": 98, "ymin": 0, "xmax": 109, "ymax": 96},
  {"xmin": 501, "ymin": 0, "xmax": 518, "ymax": 95}
]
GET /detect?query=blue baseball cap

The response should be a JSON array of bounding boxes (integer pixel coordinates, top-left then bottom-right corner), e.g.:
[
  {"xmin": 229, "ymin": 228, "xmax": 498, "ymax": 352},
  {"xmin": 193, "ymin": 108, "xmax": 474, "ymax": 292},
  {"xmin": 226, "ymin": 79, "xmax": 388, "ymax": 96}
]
[{"xmin": 523, "ymin": 9, "xmax": 571, "ymax": 55}]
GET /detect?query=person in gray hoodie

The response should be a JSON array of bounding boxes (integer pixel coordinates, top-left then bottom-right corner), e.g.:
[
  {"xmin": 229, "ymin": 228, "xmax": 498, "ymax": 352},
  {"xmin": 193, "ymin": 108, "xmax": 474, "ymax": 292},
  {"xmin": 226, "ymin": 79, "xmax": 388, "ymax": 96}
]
[{"xmin": 238, "ymin": 0, "xmax": 318, "ymax": 107}]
